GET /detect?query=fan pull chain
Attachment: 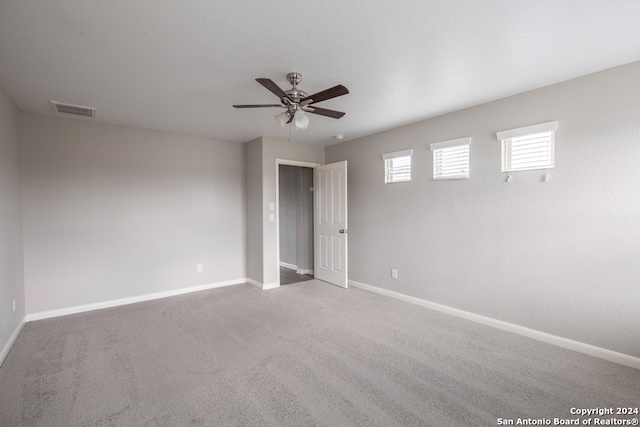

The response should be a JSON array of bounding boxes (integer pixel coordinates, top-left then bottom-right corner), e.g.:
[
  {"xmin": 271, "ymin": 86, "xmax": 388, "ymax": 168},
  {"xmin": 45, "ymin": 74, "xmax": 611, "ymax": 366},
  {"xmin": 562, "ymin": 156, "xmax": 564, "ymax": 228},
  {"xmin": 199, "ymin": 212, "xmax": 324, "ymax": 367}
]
[{"xmin": 289, "ymin": 122, "xmax": 292, "ymax": 143}]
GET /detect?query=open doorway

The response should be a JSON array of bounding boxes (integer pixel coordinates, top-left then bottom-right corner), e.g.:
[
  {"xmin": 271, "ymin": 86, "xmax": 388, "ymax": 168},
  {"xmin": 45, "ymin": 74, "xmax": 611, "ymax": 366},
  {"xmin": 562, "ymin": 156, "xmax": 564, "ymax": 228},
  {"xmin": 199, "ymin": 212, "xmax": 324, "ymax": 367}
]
[{"xmin": 278, "ymin": 163, "xmax": 314, "ymax": 285}]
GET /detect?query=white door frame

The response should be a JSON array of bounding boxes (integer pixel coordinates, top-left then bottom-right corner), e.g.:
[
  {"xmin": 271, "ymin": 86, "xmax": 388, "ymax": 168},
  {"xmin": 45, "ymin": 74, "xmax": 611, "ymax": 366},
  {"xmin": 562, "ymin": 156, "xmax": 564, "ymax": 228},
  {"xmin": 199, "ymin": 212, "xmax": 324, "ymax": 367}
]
[{"xmin": 275, "ymin": 159, "xmax": 320, "ymax": 287}]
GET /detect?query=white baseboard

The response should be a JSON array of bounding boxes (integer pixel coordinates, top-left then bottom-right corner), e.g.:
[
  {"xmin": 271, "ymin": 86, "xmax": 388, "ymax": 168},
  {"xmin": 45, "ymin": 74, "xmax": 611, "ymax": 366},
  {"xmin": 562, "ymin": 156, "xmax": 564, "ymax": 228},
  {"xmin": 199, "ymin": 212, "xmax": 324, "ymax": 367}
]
[
  {"xmin": 1, "ymin": 317, "xmax": 25, "ymax": 368},
  {"xmin": 279, "ymin": 262, "xmax": 298, "ymax": 270},
  {"xmin": 248, "ymin": 278, "xmax": 280, "ymax": 290},
  {"xmin": 26, "ymin": 278, "xmax": 247, "ymax": 322},
  {"xmin": 247, "ymin": 278, "xmax": 262, "ymax": 289},
  {"xmin": 278, "ymin": 263, "xmax": 313, "ymax": 276},
  {"xmin": 349, "ymin": 280, "xmax": 640, "ymax": 370}
]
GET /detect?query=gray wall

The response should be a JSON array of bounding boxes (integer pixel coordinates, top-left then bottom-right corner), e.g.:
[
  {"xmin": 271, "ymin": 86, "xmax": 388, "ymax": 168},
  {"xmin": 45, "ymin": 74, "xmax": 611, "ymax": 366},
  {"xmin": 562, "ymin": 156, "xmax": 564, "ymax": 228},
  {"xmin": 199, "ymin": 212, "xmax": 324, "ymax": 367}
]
[
  {"xmin": 0, "ymin": 84, "xmax": 25, "ymax": 358},
  {"xmin": 326, "ymin": 62, "xmax": 640, "ymax": 358},
  {"xmin": 245, "ymin": 138, "xmax": 264, "ymax": 283},
  {"xmin": 245, "ymin": 137, "xmax": 323, "ymax": 287},
  {"xmin": 295, "ymin": 166, "xmax": 314, "ymax": 274},
  {"xmin": 20, "ymin": 113, "xmax": 247, "ymax": 314},
  {"xmin": 279, "ymin": 165, "xmax": 314, "ymax": 272},
  {"xmin": 279, "ymin": 165, "xmax": 298, "ymax": 266}
]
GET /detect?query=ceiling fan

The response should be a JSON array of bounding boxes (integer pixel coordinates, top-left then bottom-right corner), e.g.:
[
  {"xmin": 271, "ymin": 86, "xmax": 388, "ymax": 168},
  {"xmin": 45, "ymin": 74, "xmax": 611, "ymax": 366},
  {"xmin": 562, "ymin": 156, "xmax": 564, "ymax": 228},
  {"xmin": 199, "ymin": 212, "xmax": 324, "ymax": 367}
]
[{"xmin": 233, "ymin": 72, "xmax": 349, "ymax": 130}]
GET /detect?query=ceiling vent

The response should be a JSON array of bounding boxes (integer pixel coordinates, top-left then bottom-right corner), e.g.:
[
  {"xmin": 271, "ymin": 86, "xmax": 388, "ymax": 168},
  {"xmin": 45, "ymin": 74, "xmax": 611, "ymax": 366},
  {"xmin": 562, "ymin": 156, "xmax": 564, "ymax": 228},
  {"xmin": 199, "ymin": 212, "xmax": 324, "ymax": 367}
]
[{"xmin": 50, "ymin": 101, "xmax": 96, "ymax": 118}]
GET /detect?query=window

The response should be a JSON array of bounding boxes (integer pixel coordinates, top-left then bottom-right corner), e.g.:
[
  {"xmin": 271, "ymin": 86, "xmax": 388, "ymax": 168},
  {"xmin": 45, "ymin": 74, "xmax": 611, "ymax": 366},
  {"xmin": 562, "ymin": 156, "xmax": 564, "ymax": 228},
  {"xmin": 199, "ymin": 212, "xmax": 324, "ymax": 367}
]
[
  {"xmin": 497, "ymin": 121, "xmax": 557, "ymax": 172},
  {"xmin": 430, "ymin": 137, "xmax": 471, "ymax": 180},
  {"xmin": 383, "ymin": 149, "xmax": 412, "ymax": 183}
]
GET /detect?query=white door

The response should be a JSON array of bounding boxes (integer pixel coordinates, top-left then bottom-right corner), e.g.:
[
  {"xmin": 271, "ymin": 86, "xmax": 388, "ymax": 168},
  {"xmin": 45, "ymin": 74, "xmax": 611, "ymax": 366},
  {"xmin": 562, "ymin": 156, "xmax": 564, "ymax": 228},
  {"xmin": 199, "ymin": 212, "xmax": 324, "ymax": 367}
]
[{"xmin": 314, "ymin": 161, "xmax": 348, "ymax": 288}]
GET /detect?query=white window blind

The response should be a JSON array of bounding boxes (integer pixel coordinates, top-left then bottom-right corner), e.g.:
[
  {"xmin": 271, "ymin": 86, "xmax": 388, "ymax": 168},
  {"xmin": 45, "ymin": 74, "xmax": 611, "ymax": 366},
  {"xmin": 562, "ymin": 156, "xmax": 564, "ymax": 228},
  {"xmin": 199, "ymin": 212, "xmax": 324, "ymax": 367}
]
[
  {"xmin": 430, "ymin": 137, "xmax": 471, "ymax": 180},
  {"xmin": 383, "ymin": 149, "xmax": 412, "ymax": 183},
  {"xmin": 498, "ymin": 121, "xmax": 557, "ymax": 172}
]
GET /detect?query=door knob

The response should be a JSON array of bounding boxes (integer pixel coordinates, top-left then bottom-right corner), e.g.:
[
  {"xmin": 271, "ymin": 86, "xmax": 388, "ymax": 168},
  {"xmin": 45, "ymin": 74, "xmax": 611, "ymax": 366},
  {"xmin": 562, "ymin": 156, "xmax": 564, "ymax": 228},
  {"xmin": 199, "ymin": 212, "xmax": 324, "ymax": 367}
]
[{"xmin": 339, "ymin": 229, "xmax": 348, "ymax": 234}]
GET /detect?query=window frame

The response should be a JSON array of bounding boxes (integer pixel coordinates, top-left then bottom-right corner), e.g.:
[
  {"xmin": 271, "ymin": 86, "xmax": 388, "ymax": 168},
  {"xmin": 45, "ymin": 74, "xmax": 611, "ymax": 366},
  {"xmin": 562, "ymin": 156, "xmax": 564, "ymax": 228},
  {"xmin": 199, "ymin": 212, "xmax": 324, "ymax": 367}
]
[
  {"xmin": 497, "ymin": 121, "xmax": 557, "ymax": 173},
  {"xmin": 429, "ymin": 137, "xmax": 471, "ymax": 180},
  {"xmin": 382, "ymin": 149, "xmax": 413, "ymax": 184}
]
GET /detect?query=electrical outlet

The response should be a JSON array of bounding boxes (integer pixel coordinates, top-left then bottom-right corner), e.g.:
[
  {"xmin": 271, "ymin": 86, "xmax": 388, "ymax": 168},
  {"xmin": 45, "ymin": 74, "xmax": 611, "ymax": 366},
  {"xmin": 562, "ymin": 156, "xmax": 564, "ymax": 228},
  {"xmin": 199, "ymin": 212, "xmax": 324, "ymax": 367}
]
[
  {"xmin": 391, "ymin": 269, "xmax": 398, "ymax": 279},
  {"xmin": 13, "ymin": 298, "xmax": 16, "ymax": 312},
  {"xmin": 197, "ymin": 264, "xmax": 203, "ymax": 273}
]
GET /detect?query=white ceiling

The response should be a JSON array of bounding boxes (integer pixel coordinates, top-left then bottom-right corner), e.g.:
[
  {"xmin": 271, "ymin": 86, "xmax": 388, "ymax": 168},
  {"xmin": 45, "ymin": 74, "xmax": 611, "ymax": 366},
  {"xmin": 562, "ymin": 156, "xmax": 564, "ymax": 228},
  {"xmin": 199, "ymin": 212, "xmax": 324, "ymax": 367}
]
[{"xmin": 1, "ymin": 1, "xmax": 639, "ymax": 145}]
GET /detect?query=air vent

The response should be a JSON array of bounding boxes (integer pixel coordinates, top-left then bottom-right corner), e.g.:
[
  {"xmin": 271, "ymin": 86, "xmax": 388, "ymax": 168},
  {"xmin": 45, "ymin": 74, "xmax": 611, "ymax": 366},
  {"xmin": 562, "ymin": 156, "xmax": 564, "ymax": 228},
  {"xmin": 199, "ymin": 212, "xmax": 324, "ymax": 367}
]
[{"xmin": 50, "ymin": 101, "xmax": 96, "ymax": 118}]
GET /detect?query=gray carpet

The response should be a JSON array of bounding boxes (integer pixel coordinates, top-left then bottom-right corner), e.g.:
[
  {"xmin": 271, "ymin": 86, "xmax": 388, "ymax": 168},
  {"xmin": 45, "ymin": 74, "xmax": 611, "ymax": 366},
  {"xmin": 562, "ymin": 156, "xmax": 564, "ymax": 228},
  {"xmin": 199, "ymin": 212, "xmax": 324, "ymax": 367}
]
[{"xmin": 1, "ymin": 281, "xmax": 638, "ymax": 426}]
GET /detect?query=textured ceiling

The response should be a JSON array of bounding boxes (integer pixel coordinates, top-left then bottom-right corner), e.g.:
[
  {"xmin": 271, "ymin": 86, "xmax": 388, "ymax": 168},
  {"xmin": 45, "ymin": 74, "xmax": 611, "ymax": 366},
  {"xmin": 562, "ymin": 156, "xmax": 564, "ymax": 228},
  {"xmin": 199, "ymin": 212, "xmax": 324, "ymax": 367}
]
[{"xmin": 1, "ymin": 1, "xmax": 639, "ymax": 145}]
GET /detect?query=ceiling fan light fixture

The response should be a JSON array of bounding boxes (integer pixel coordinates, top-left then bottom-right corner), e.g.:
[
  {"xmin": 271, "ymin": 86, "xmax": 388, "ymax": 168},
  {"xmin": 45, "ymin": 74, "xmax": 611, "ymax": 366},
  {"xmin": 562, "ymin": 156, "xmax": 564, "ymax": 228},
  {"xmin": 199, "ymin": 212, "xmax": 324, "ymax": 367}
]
[
  {"xmin": 294, "ymin": 111, "xmax": 309, "ymax": 130},
  {"xmin": 235, "ymin": 73, "xmax": 348, "ymax": 131},
  {"xmin": 275, "ymin": 111, "xmax": 290, "ymax": 127}
]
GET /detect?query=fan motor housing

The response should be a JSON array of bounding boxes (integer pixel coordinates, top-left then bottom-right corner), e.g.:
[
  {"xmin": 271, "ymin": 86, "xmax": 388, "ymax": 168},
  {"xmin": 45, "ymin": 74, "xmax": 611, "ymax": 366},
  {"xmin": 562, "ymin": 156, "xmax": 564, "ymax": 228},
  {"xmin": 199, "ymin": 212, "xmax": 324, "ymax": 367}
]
[{"xmin": 284, "ymin": 89, "xmax": 308, "ymax": 103}]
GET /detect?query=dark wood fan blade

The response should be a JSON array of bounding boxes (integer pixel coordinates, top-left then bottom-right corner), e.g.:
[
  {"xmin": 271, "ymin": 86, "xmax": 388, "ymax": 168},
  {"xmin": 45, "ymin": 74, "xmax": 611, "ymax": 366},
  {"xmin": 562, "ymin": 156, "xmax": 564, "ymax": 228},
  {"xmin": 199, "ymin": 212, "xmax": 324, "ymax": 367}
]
[
  {"xmin": 233, "ymin": 104, "xmax": 283, "ymax": 108},
  {"xmin": 307, "ymin": 106, "xmax": 345, "ymax": 119},
  {"xmin": 256, "ymin": 78, "xmax": 290, "ymax": 100},
  {"xmin": 302, "ymin": 85, "xmax": 349, "ymax": 104}
]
